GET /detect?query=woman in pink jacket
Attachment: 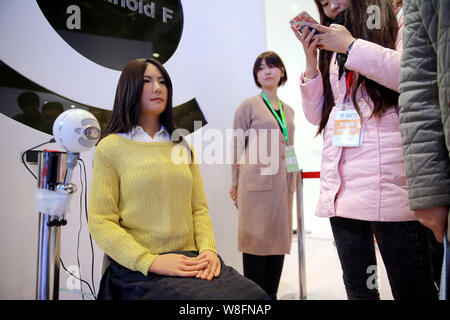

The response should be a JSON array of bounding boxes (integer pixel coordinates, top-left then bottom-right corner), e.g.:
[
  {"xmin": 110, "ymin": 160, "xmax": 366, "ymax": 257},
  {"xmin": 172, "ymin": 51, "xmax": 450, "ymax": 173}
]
[{"xmin": 291, "ymin": 0, "xmax": 437, "ymax": 299}]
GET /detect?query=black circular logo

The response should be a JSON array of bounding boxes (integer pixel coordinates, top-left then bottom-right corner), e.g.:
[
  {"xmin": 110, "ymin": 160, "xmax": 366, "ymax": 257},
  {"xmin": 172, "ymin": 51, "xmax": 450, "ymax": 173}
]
[{"xmin": 36, "ymin": 0, "xmax": 184, "ymax": 70}]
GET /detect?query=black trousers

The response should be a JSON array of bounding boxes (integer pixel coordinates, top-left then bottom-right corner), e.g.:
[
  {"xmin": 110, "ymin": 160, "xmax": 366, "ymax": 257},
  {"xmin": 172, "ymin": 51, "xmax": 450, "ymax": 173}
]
[
  {"xmin": 242, "ymin": 253, "xmax": 285, "ymax": 299},
  {"xmin": 330, "ymin": 217, "xmax": 438, "ymax": 300}
]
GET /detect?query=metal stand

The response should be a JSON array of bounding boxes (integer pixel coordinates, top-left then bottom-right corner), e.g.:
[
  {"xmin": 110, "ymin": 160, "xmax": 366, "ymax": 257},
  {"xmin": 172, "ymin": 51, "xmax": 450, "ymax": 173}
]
[
  {"xmin": 296, "ymin": 170, "xmax": 307, "ymax": 300},
  {"xmin": 36, "ymin": 151, "xmax": 66, "ymax": 300},
  {"xmin": 35, "ymin": 150, "xmax": 78, "ymax": 300}
]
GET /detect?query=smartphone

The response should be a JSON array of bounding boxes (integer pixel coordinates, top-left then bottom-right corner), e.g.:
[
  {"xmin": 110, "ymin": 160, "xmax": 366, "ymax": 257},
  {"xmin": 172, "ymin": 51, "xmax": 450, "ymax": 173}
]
[{"xmin": 289, "ymin": 11, "xmax": 320, "ymax": 34}]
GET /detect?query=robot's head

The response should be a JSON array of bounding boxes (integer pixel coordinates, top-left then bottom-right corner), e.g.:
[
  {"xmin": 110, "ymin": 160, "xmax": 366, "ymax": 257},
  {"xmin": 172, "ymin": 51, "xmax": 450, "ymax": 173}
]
[{"xmin": 52, "ymin": 109, "xmax": 101, "ymax": 153}]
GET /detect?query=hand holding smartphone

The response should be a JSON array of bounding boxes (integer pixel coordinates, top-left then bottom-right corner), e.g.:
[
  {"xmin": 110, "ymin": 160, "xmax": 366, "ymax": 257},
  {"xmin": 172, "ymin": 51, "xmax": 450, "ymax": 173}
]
[
  {"xmin": 289, "ymin": 11, "xmax": 320, "ymax": 77},
  {"xmin": 289, "ymin": 11, "xmax": 320, "ymax": 34}
]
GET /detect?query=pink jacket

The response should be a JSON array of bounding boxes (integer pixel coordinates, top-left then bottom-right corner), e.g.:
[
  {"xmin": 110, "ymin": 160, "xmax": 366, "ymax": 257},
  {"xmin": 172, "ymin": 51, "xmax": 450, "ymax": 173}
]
[{"xmin": 300, "ymin": 16, "xmax": 415, "ymax": 222}]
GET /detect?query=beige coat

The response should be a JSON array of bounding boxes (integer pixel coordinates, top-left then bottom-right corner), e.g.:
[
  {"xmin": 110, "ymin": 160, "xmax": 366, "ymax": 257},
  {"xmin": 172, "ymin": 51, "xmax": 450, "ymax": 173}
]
[{"xmin": 232, "ymin": 95, "xmax": 296, "ymax": 255}]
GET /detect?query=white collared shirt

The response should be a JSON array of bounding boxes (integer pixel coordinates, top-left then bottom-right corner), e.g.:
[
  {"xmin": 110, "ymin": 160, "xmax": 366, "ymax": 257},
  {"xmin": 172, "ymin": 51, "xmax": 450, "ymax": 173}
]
[{"xmin": 117, "ymin": 125, "xmax": 171, "ymax": 142}]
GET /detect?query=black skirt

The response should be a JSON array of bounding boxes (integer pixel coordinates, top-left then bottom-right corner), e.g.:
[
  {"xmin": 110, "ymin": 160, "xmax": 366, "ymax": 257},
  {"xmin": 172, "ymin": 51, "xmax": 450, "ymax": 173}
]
[{"xmin": 97, "ymin": 251, "xmax": 268, "ymax": 300}]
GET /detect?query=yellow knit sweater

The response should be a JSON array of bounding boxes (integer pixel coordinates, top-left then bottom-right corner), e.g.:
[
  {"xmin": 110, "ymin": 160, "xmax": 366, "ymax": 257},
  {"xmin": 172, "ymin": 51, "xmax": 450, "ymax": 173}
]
[{"xmin": 88, "ymin": 134, "xmax": 217, "ymax": 276}]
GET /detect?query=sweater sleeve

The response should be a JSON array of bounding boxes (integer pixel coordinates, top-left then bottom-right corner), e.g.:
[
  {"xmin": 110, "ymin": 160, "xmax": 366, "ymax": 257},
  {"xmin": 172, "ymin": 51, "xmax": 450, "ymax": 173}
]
[
  {"xmin": 345, "ymin": 14, "xmax": 404, "ymax": 93},
  {"xmin": 189, "ymin": 150, "xmax": 217, "ymax": 254},
  {"xmin": 88, "ymin": 146, "xmax": 156, "ymax": 276},
  {"xmin": 299, "ymin": 71, "xmax": 325, "ymax": 125},
  {"xmin": 231, "ymin": 101, "xmax": 251, "ymax": 187},
  {"xmin": 345, "ymin": 38, "xmax": 402, "ymax": 92},
  {"xmin": 398, "ymin": 0, "xmax": 450, "ymax": 210}
]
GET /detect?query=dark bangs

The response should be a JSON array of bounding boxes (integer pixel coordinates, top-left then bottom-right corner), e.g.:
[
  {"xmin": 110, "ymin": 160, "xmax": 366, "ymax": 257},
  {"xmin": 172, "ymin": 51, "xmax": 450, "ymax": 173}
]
[{"xmin": 253, "ymin": 51, "xmax": 287, "ymax": 88}]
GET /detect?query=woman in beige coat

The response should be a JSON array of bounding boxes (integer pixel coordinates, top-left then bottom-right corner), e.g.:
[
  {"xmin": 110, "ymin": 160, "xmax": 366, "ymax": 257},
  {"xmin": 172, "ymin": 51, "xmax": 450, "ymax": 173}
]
[{"xmin": 229, "ymin": 51, "xmax": 297, "ymax": 300}]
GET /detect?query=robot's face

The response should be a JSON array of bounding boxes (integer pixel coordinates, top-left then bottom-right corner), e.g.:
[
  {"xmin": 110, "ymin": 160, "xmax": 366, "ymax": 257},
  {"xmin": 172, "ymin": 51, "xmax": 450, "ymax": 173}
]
[{"xmin": 53, "ymin": 109, "xmax": 101, "ymax": 153}]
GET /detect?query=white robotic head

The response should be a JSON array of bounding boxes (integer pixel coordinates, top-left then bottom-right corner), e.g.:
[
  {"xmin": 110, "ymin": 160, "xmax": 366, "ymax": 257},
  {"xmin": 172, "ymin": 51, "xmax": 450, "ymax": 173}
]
[{"xmin": 52, "ymin": 109, "xmax": 101, "ymax": 153}]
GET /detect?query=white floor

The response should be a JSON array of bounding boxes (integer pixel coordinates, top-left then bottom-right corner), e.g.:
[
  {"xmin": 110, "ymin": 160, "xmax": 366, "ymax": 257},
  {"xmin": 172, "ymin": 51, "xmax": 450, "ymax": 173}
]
[{"xmin": 277, "ymin": 232, "xmax": 394, "ymax": 300}]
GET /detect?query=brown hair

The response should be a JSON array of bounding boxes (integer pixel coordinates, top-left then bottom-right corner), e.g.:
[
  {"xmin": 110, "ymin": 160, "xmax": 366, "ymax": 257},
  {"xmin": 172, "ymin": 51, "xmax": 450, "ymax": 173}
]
[
  {"xmin": 314, "ymin": 0, "xmax": 400, "ymax": 135},
  {"xmin": 253, "ymin": 51, "xmax": 288, "ymax": 88}
]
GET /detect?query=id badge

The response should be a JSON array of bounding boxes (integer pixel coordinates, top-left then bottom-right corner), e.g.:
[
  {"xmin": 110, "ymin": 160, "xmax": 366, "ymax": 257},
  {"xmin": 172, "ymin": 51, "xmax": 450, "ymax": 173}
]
[
  {"xmin": 285, "ymin": 145, "xmax": 300, "ymax": 173},
  {"xmin": 332, "ymin": 104, "xmax": 363, "ymax": 147}
]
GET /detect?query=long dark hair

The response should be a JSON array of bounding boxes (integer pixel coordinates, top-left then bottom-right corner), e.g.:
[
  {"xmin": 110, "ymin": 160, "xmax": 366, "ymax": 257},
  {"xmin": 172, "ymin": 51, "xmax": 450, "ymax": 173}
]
[
  {"xmin": 314, "ymin": 0, "xmax": 400, "ymax": 135},
  {"xmin": 100, "ymin": 58, "xmax": 180, "ymax": 142}
]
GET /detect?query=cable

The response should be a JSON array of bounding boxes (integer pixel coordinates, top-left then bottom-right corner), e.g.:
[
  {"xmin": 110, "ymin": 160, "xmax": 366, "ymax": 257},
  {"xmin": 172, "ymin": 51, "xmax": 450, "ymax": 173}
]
[
  {"xmin": 20, "ymin": 138, "xmax": 56, "ymax": 180},
  {"xmin": 77, "ymin": 161, "xmax": 84, "ymax": 300},
  {"xmin": 78, "ymin": 158, "xmax": 96, "ymax": 297},
  {"xmin": 57, "ymin": 159, "xmax": 97, "ymax": 300}
]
